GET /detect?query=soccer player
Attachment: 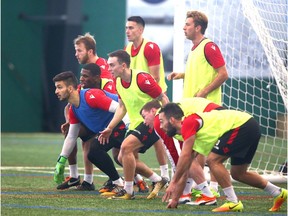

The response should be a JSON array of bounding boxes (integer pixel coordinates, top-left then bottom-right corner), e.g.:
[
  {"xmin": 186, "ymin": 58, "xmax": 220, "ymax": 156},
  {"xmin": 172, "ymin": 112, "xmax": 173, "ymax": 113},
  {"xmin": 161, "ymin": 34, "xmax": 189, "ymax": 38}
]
[
  {"xmin": 74, "ymin": 32, "xmax": 113, "ymax": 80},
  {"xmin": 167, "ymin": 10, "xmax": 229, "ymax": 198},
  {"xmin": 125, "ymin": 16, "xmax": 167, "ymax": 93},
  {"xmin": 57, "ymin": 63, "xmax": 116, "ymax": 191},
  {"xmin": 167, "ymin": 10, "xmax": 228, "ymax": 102},
  {"xmin": 58, "ymin": 32, "xmax": 116, "ymax": 191},
  {"xmin": 53, "ymin": 71, "xmax": 124, "ymax": 192},
  {"xmin": 160, "ymin": 102, "xmax": 287, "ymax": 212},
  {"xmin": 99, "ymin": 50, "xmax": 169, "ymax": 200},
  {"xmin": 140, "ymin": 98, "xmax": 223, "ymax": 205},
  {"xmin": 125, "ymin": 16, "xmax": 169, "ymax": 187}
]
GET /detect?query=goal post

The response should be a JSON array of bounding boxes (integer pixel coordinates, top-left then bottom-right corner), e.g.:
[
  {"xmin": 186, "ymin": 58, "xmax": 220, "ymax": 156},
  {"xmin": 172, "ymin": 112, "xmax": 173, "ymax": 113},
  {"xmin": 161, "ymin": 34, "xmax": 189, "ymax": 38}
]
[{"xmin": 172, "ymin": 0, "xmax": 287, "ymax": 183}]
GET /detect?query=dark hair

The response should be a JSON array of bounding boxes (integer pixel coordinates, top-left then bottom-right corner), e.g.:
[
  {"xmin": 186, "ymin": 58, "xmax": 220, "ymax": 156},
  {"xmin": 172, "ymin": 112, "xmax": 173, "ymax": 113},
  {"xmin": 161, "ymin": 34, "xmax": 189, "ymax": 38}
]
[
  {"xmin": 140, "ymin": 100, "xmax": 161, "ymax": 115},
  {"xmin": 186, "ymin": 11, "xmax": 208, "ymax": 34},
  {"xmin": 108, "ymin": 50, "xmax": 131, "ymax": 67},
  {"xmin": 127, "ymin": 16, "xmax": 145, "ymax": 28},
  {"xmin": 53, "ymin": 71, "xmax": 78, "ymax": 89},
  {"xmin": 159, "ymin": 103, "xmax": 184, "ymax": 120},
  {"xmin": 82, "ymin": 63, "xmax": 101, "ymax": 76}
]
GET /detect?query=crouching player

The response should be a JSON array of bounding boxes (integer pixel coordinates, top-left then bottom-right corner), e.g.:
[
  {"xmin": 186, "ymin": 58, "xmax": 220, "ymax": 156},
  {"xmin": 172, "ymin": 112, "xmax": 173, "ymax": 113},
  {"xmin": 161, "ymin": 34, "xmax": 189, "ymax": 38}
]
[
  {"xmin": 141, "ymin": 97, "xmax": 222, "ymax": 205},
  {"xmin": 53, "ymin": 71, "xmax": 125, "ymax": 192},
  {"xmin": 161, "ymin": 102, "xmax": 287, "ymax": 212}
]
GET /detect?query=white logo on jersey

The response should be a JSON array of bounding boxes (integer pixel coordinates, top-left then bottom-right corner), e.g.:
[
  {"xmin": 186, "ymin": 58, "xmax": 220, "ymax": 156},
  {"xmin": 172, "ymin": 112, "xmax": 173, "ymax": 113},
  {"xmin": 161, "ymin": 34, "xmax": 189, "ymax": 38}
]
[
  {"xmin": 100, "ymin": 65, "xmax": 105, "ymax": 69},
  {"xmin": 145, "ymin": 79, "xmax": 151, "ymax": 85},
  {"xmin": 89, "ymin": 94, "xmax": 95, "ymax": 99},
  {"xmin": 213, "ymin": 140, "xmax": 220, "ymax": 150},
  {"xmin": 133, "ymin": 129, "xmax": 141, "ymax": 135},
  {"xmin": 211, "ymin": 45, "xmax": 216, "ymax": 50},
  {"xmin": 149, "ymin": 44, "xmax": 154, "ymax": 49},
  {"xmin": 107, "ymin": 85, "xmax": 112, "ymax": 90}
]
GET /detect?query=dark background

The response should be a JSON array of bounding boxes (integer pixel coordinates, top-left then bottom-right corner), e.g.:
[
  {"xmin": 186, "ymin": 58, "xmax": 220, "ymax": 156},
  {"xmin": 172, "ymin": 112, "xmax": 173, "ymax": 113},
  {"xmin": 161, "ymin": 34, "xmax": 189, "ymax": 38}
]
[{"xmin": 2, "ymin": 0, "xmax": 126, "ymax": 132}]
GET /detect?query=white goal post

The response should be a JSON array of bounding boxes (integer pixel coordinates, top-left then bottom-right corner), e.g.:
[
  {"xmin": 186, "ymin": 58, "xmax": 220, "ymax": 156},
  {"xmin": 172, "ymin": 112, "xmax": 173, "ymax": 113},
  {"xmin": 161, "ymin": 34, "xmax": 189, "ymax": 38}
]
[{"xmin": 172, "ymin": 0, "xmax": 287, "ymax": 183}]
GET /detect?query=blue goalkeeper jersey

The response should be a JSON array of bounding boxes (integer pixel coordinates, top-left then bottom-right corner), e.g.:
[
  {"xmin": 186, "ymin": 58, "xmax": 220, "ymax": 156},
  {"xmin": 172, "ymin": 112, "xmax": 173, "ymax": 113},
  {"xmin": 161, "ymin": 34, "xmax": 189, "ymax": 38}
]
[{"xmin": 72, "ymin": 89, "xmax": 118, "ymax": 133}]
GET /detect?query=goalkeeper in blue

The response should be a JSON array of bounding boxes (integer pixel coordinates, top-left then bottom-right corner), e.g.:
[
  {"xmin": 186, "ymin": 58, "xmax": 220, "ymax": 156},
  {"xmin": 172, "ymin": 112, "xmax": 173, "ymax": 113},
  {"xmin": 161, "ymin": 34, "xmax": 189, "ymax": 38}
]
[
  {"xmin": 161, "ymin": 102, "xmax": 287, "ymax": 212},
  {"xmin": 53, "ymin": 71, "xmax": 125, "ymax": 192}
]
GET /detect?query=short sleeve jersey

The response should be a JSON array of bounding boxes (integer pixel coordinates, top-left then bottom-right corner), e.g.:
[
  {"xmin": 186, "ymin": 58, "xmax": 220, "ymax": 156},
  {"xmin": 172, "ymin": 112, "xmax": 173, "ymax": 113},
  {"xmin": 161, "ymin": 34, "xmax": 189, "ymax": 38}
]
[{"xmin": 69, "ymin": 89, "xmax": 117, "ymax": 133}]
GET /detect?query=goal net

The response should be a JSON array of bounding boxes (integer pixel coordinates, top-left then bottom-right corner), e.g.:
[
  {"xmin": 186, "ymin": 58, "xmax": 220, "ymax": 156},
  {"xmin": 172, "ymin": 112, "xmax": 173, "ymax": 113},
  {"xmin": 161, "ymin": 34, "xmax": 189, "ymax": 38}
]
[{"xmin": 173, "ymin": 0, "xmax": 287, "ymax": 183}]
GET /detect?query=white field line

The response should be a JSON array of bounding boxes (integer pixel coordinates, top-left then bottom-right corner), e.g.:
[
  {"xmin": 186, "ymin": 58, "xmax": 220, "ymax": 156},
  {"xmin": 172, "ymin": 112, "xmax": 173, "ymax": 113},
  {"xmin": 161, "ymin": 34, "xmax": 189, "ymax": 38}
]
[
  {"xmin": 1, "ymin": 166, "xmax": 160, "ymax": 178},
  {"xmin": 1, "ymin": 166, "xmax": 257, "ymax": 189},
  {"xmin": 1, "ymin": 166, "xmax": 160, "ymax": 171}
]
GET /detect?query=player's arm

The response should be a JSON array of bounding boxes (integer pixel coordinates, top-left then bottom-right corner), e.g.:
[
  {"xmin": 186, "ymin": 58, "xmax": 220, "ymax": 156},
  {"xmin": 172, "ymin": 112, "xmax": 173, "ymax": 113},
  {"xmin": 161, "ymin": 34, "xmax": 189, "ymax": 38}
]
[
  {"xmin": 163, "ymin": 135, "xmax": 196, "ymax": 207},
  {"xmin": 138, "ymin": 72, "xmax": 169, "ymax": 106},
  {"xmin": 107, "ymin": 98, "xmax": 126, "ymax": 129},
  {"xmin": 148, "ymin": 65, "xmax": 160, "ymax": 83},
  {"xmin": 145, "ymin": 42, "xmax": 161, "ymax": 83},
  {"xmin": 163, "ymin": 114, "xmax": 200, "ymax": 207},
  {"xmin": 196, "ymin": 42, "xmax": 228, "ymax": 98},
  {"xmin": 54, "ymin": 123, "xmax": 80, "ymax": 184},
  {"xmin": 60, "ymin": 123, "xmax": 81, "ymax": 157},
  {"xmin": 86, "ymin": 89, "xmax": 119, "ymax": 112},
  {"xmin": 195, "ymin": 65, "xmax": 228, "ymax": 98},
  {"xmin": 155, "ymin": 92, "xmax": 169, "ymax": 107},
  {"xmin": 166, "ymin": 72, "xmax": 185, "ymax": 81}
]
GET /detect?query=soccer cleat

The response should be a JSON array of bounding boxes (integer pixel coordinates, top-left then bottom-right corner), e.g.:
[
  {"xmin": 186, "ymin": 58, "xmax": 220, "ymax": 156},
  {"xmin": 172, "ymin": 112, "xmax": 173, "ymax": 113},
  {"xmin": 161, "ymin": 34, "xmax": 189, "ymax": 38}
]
[
  {"xmin": 147, "ymin": 177, "xmax": 169, "ymax": 199},
  {"xmin": 98, "ymin": 179, "xmax": 113, "ymax": 193},
  {"xmin": 101, "ymin": 184, "xmax": 124, "ymax": 197},
  {"xmin": 186, "ymin": 194, "xmax": 217, "ymax": 206},
  {"xmin": 136, "ymin": 180, "xmax": 149, "ymax": 193},
  {"xmin": 76, "ymin": 181, "xmax": 95, "ymax": 191},
  {"xmin": 212, "ymin": 200, "xmax": 243, "ymax": 212},
  {"xmin": 211, "ymin": 188, "xmax": 221, "ymax": 198},
  {"xmin": 191, "ymin": 188, "xmax": 202, "ymax": 198},
  {"xmin": 178, "ymin": 193, "xmax": 191, "ymax": 204},
  {"xmin": 169, "ymin": 193, "xmax": 192, "ymax": 204},
  {"xmin": 108, "ymin": 189, "xmax": 135, "ymax": 200},
  {"xmin": 56, "ymin": 176, "xmax": 80, "ymax": 190},
  {"xmin": 150, "ymin": 181, "xmax": 156, "ymax": 192},
  {"xmin": 269, "ymin": 188, "xmax": 287, "ymax": 212}
]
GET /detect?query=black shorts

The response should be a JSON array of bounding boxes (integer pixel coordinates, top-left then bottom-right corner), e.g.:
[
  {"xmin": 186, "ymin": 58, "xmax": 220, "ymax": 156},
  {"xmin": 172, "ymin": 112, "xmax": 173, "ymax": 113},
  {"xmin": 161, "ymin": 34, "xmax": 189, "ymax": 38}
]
[
  {"xmin": 89, "ymin": 121, "xmax": 126, "ymax": 152},
  {"xmin": 81, "ymin": 121, "xmax": 126, "ymax": 149},
  {"xmin": 79, "ymin": 124, "xmax": 96, "ymax": 142},
  {"xmin": 211, "ymin": 118, "xmax": 261, "ymax": 165},
  {"xmin": 126, "ymin": 122, "xmax": 160, "ymax": 153}
]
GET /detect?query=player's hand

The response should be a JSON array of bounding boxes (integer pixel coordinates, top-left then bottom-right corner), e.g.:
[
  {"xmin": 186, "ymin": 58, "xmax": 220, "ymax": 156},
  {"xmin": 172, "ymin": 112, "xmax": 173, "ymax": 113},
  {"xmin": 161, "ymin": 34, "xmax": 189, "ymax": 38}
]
[
  {"xmin": 167, "ymin": 72, "xmax": 182, "ymax": 81},
  {"xmin": 54, "ymin": 156, "xmax": 67, "ymax": 184},
  {"xmin": 162, "ymin": 181, "xmax": 178, "ymax": 208},
  {"xmin": 98, "ymin": 128, "xmax": 112, "ymax": 144},
  {"xmin": 167, "ymin": 199, "xmax": 178, "ymax": 208},
  {"xmin": 61, "ymin": 122, "xmax": 69, "ymax": 135},
  {"xmin": 194, "ymin": 89, "xmax": 208, "ymax": 98}
]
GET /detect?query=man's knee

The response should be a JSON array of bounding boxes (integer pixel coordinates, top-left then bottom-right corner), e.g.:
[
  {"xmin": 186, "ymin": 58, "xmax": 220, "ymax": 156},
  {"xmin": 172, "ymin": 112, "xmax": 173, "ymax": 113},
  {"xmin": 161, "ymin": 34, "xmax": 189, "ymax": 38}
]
[
  {"xmin": 87, "ymin": 150, "xmax": 94, "ymax": 162},
  {"xmin": 230, "ymin": 165, "xmax": 248, "ymax": 181},
  {"xmin": 230, "ymin": 170, "xmax": 240, "ymax": 181},
  {"xmin": 206, "ymin": 153, "xmax": 227, "ymax": 168},
  {"xmin": 121, "ymin": 137, "xmax": 140, "ymax": 154},
  {"xmin": 206, "ymin": 155, "xmax": 216, "ymax": 167}
]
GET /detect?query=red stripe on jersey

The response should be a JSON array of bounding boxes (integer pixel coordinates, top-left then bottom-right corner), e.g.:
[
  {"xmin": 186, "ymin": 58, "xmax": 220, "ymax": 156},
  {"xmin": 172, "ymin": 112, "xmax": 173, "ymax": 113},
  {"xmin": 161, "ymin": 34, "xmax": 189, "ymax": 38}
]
[
  {"xmin": 227, "ymin": 127, "xmax": 240, "ymax": 145},
  {"xmin": 203, "ymin": 103, "xmax": 222, "ymax": 112}
]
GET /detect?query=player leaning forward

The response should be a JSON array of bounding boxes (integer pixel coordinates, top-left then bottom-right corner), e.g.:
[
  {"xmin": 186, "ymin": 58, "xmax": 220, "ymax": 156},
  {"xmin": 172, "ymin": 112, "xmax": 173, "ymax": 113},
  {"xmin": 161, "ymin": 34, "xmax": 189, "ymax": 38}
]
[
  {"xmin": 99, "ymin": 50, "xmax": 170, "ymax": 200},
  {"xmin": 53, "ymin": 71, "xmax": 125, "ymax": 189},
  {"xmin": 161, "ymin": 103, "xmax": 287, "ymax": 212}
]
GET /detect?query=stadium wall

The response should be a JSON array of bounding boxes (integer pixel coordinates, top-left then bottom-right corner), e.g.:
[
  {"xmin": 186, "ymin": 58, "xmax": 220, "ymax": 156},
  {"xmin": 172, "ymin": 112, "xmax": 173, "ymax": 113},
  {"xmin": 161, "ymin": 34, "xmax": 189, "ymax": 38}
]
[{"xmin": 1, "ymin": 0, "xmax": 126, "ymax": 132}]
